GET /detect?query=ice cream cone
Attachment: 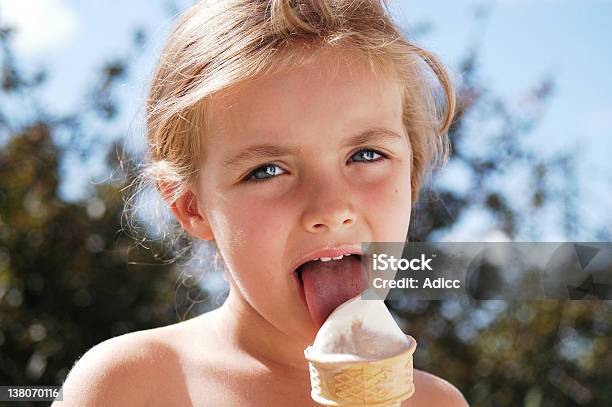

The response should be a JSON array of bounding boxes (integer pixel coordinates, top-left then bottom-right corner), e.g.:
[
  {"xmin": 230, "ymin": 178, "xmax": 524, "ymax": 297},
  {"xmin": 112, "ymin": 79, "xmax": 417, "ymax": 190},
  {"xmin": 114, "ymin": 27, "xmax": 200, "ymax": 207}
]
[{"xmin": 304, "ymin": 335, "xmax": 417, "ymax": 406}]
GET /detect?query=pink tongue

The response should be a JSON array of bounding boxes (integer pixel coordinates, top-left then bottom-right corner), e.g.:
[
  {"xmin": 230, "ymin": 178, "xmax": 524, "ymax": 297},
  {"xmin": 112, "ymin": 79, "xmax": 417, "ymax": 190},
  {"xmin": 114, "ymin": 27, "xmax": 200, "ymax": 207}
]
[{"xmin": 300, "ymin": 256, "xmax": 363, "ymax": 329}]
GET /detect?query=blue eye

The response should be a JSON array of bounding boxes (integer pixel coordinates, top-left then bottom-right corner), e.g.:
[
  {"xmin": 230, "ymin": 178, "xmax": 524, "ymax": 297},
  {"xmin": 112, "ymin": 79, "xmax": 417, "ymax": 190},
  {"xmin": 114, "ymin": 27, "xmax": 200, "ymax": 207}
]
[
  {"xmin": 242, "ymin": 148, "xmax": 388, "ymax": 184},
  {"xmin": 243, "ymin": 164, "xmax": 285, "ymax": 183},
  {"xmin": 349, "ymin": 148, "xmax": 387, "ymax": 164}
]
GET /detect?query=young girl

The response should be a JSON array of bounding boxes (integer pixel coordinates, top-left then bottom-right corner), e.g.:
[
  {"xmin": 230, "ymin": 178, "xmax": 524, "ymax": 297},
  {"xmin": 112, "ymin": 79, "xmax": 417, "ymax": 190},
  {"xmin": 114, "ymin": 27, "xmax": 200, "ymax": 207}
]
[{"xmin": 55, "ymin": 0, "xmax": 467, "ymax": 405}]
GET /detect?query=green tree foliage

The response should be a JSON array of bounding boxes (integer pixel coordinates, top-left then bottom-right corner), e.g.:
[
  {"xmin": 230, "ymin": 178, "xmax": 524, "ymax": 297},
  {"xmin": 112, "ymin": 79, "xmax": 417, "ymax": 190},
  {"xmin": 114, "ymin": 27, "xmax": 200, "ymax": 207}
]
[
  {"xmin": 0, "ymin": 25, "xmax": 208, "ymax": 400},
  {"xmin": 397, "ymin": 8, "xmax": 612, "ymax": 406}
]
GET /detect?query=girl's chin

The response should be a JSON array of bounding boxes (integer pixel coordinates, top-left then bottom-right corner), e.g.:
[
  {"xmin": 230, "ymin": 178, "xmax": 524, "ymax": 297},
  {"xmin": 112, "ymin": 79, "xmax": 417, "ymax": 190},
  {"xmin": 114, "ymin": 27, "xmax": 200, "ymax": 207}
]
[
  {"xmin": 297, "ymin": 324, "xmax": 319, "ymax": 345},
  {"xmin": 287, "ymin": 313, "xmax": 319, "ymax": 343}
]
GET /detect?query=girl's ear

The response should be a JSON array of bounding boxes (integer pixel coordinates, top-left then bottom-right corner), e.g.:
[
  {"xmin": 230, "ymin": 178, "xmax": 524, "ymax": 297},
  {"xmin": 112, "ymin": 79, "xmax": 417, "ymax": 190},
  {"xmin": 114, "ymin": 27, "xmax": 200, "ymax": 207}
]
[{"xmin": 158, "ymin": 181, "xmax": 214, "ymax": 241}]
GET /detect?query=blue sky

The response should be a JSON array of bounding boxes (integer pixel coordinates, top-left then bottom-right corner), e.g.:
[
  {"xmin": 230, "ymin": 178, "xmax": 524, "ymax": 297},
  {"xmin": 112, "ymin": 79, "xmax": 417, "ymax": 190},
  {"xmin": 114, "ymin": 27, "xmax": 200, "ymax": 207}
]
[{"xmin": 1, "ymin": 0, "xmax": 610, "ymax": 240}]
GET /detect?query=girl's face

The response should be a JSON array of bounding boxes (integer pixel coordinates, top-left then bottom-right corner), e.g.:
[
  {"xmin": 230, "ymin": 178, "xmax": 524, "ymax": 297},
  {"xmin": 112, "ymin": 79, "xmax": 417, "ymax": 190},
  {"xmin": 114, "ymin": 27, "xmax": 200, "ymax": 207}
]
[{"xmin": 196, "ymin": 49, "xmax": 412, "ymax": 341}]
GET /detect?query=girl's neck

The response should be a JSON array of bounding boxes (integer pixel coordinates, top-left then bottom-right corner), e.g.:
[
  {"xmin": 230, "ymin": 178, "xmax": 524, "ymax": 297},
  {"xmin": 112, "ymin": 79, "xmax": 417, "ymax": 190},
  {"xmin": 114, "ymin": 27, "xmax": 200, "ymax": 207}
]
[{"xmin": 216, "ymin": 287, "xmax": 313, "ymax": 374}]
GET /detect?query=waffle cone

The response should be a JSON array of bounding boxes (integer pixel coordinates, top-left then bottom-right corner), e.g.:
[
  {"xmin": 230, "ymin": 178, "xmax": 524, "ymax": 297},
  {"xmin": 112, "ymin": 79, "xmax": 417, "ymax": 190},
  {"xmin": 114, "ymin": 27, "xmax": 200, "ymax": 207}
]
[{"xmin": 304, "ymin": 335, "xmax": 417, "ymax": 406}]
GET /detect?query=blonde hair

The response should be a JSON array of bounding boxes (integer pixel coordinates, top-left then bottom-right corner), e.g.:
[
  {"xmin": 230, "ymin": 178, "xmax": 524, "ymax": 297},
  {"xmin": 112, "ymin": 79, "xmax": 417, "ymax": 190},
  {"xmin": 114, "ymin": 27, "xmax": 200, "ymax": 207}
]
[{"xmin": 126, "ymin": 0, "xmax": 456, "ymax": 266}]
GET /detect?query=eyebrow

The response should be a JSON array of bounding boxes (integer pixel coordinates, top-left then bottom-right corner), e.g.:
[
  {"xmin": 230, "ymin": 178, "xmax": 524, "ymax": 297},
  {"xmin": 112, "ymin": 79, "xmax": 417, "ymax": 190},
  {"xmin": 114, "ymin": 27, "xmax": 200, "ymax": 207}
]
[{"xmin": 222, "ymin": 128, "xmax": 403, "ymax": 169}]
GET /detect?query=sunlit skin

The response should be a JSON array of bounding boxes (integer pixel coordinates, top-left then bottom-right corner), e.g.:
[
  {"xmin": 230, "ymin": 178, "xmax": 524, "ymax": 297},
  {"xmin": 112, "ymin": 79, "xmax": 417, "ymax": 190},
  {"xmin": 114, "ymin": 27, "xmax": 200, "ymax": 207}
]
[
  {"xmin": 53, "ymin": 47, "xmax": 468, "ymax": 407},
  {"xmin": 184, "ymin": 47, "xmax": 413, "ymax": 366}
]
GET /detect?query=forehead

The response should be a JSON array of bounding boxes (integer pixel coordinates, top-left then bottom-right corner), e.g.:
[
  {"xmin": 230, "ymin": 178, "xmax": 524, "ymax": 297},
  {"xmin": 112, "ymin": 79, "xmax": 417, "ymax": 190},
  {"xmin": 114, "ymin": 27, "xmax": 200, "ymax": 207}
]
[{"xmin": 204, "ymin": 48, "xmax": 403, "ymax": 150}]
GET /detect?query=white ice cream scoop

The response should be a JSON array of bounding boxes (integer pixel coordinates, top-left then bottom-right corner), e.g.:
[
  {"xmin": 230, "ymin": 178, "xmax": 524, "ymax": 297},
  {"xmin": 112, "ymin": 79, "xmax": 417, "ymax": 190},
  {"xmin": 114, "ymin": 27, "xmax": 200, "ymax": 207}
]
[
  {"xmin": 304, "ymin": 289, "xmax": 417, "ymax": 406},
  {"xmin": 309, "ymin": 289, "xmax": 413, "ymax": 362}
]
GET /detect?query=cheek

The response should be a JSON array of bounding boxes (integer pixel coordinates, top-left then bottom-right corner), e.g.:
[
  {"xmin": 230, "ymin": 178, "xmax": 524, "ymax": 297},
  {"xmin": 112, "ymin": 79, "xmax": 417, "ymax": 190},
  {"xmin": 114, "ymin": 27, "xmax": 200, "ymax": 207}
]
[
  {"xmin": 359, "ymin": 164, "xmax": 412, "ymax": 240},
  {"xmin": 218, "ymin": 193, "xmax": 291, "ymax": 276}
]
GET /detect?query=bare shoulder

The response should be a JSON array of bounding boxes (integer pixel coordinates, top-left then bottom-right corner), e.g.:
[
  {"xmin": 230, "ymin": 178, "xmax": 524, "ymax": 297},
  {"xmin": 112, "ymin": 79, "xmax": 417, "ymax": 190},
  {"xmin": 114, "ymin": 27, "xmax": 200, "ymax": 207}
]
[
  {"xmin": 403, "ymin": 369, "xmax": 469, "ymax": 407},
  {"xmin": 51, "ymin": 327, "xmax": 173, "ymax": 407},
  {"xmin": 52, "ymin": 311, "xmax": 221, "ymax": 407}
]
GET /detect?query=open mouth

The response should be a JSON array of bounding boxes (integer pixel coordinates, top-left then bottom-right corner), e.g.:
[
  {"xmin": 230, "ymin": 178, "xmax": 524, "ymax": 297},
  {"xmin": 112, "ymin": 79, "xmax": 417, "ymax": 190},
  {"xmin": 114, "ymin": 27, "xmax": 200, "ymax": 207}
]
[
  {"xmin": 294, "ymin": 254, "xmax": 366, "ymax": 328},
  {"xmin": 294, "ymin": 253, "xmax": 364, "ymax": 284}
]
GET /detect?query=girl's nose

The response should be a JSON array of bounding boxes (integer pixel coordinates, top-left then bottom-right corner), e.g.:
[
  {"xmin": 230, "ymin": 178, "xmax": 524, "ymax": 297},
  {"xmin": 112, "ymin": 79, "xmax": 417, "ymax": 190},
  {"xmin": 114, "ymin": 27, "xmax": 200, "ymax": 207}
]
[
  {"xmin": 300, "ymin": 176, "xmax": 357, "ymax": 233},
  {"xmin": 302, "ymin": 203, "xmax": 356, "ymax": 233}
]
